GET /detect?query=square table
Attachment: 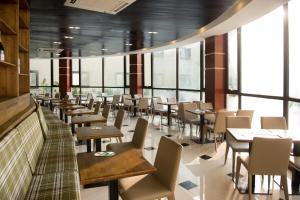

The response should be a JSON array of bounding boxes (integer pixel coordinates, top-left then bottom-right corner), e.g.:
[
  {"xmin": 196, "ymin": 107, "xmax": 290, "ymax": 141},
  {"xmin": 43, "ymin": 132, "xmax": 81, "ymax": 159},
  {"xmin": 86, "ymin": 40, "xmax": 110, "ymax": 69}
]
[
  {"xmin": 71, "ymin": 115, "xmax": 107, "ymax": 133},
  {"xmin": 77, "ymin": 149, "xmax": 156, "ymax": 200},
  {"xmin": 65, "ymin": 108, "xmax": 95, "ymax": 123},
  {"xmin": 157, "ymin": 102, "xmax": 177, "ymax": 126},
  {"xmin": 76, "ymin": 126, "xmax": 123, "ymax": 152}
]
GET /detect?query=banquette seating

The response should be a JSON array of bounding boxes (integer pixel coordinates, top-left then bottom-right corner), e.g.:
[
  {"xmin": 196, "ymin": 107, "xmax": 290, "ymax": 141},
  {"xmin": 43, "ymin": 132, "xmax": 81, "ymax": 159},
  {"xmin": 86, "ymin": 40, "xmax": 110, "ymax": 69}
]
[{"xmin": 0, "ymin": 102, "xmax": 80, "ymax": 200}]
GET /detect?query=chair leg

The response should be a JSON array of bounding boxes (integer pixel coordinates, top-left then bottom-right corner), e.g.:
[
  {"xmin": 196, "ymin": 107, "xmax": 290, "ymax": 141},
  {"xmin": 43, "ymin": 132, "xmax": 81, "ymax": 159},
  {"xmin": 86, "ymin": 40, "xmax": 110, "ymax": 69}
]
[
  {"xmin": 281, "ymin": 175, "xmax": 289, "ymax": 200},
  {"xmin": 118, "ymin": 137, "xmax": 122, "ymax": 143},
  {"xmin": 167, "ymin": 193, "xmax": 175, "ymax": 200},
  {"xmin": 214, "ymin": 132, "xmax": 217, "ymax": 151},
  {"xmin": 236, "ymin": 157, "xmax": 242, "ymax": 188},
  {"xmin": 248, "ymin": 173, "xmax": 252, "ymax": 200},
  {"xmin": 224, "ymin": 142, "xmax": 230, "ymax": 165},
  {"xmin": 232, "ymin": 151, "xmax": 236, "ymax": 181}
]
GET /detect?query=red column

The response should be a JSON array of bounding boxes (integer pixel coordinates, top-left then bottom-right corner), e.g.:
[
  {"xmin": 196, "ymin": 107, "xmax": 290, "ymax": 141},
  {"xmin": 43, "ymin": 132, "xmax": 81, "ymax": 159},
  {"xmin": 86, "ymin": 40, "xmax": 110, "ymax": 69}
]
[
  {"xmin": 129, "ymin": 54, "xmax": 143, "ymax": 95},
  {"xmin": 205, "ymin": 35, "xmax": 226, "ymax": 110},
  {"xmin": 59, "ymin": 51, "xmax": 71, "ymax": 97}
]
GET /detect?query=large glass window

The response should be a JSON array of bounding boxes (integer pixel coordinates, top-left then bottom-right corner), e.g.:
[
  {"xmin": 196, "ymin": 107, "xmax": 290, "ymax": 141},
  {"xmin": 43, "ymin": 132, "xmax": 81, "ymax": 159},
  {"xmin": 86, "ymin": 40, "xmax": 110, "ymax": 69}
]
[
  {"xmin": 72, "ymin": 59, "xmax": 79, "ymax": 86},
  {"xmin": 144, "ymin": 53, "xmax": 151, "ymax": 87},
  {"xmin": 241, "ymin": 96, "xmax": 283, "ymax": 128},
  {"xmin": 178, "ymin": 91, "xmax": 200, "ymax": 102},
  {"xmin": 153, "ymin": 49, "xmax": 176, "ymax": 88},
  {"xmin": 228, "ymin": 30, "xmax": 238, "ymax": 90},
  {"xmin": 178, "ymin": 42, "xmax": 200, "ymax": 90},
  {"xmin": 289, "ymin": 101, "xmax": 300, "ymax": 130},
  {"xmin": 126, "ymin": 55, "xmax": 130, "ymax": 86},
  {"xmin": 81, "ymin": 58, "xmax": 102, "ymax": 86},
  {"xmin": 227, "ymin": 94, "xmax": 239, "ymax": 111},
  {"xmin": 104, "ymin": 56, "xmax": 124, "ymax": 87},
  {"xmin": 30, "ymin": 59, "xmax": 51, "ymax": 86},
  {"xmin": 153, "ymin": 89, "xmax": 176, "ymax": 101},
  {"xmin": 289, "ymin": 0, "xmax": 300, "ymax": 98},
  {"xmin": 241, "ymin": 7, "xmax": 284, "ymax": 96},
  {"xmin": 53, "ymin": 59, "xmax": 59, "ymax": 85}
]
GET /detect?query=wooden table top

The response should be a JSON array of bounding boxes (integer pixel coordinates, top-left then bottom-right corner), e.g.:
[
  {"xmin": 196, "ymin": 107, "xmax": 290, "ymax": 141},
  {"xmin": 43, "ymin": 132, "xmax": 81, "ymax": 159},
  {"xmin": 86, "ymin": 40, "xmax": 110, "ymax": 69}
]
[
  {"xmin": 66, "ymin": 108, "xmax": 94, "ymax": 116},
  {"xmin": 227, "ymin": 128, "xmax": 300, "ymax": 142},
  {"xmin": 71, "ymin": 115, "xmax": 106, "ymax": 124},
  {"xmin": 77, "ymin": 148, "xmax": 156, "ymax": 185},
  {"xmin": 64, "ymin": 104, "xmax": 86, "ymax": 110},
  {"xmin": 76, "ymin": 126, "xmax": 123, "ymax": 140}
]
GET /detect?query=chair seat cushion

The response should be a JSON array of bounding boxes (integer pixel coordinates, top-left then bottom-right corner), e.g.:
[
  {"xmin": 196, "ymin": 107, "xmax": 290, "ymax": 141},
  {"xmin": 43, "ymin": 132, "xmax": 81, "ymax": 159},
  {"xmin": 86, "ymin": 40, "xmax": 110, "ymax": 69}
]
[
  {"xmin": 25, "ymin": 171, "xmax": 81, "ymax": 200},
  {"xmin": 227, "ymin": 140, "xmax": 249, "ymax": 152},
  {"xmin": 119, "ymin": 174, "xmax": 171, "ymax": 200},
  {"xmin": 46, "ymin": 124, "xmax": 73, "ymax": 140},
  {"xmin": 35, "ymin": 139, "xmax": 77, "ymax": 174}
]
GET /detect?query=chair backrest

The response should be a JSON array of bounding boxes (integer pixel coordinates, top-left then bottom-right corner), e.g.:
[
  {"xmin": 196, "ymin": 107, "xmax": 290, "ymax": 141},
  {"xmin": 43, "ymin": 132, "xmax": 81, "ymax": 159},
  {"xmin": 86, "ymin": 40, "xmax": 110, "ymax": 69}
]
[
  {"xmin": 138, "ymin": 98, "xmax": 149, "ymax": 109},
  {"xmin": 54, "ymin": 92, "xmax": 60, "ymax": 99},
  {"xmin": 131, "ymin": 118, "xmax": 148, "ymax": 149},
  {"xmin": 154, "ymin": 136, "xmax": 182, "ymax": 191},
  {"xmin": 236, "ymin": 110, "xmax": 254, "ymax": 123},
  {"xmin": 45, "ymin": 93, "xmax": 50, "ymax": 97},
  {"xmin": 94, "ymin": 101, "xmax": 101, "ymax": 114},
  {"xmin": 123, "ymin": 94, "xmax": 133, "ymax": 106},
  {"xmin": 177, "ymin": 103, "xmax": 185, "ymax": 120},
  {"xmin": 249, "ymin": 137, "xmax": 292, "ymax": 175},
  {"xmin": 182, "ymin": 102, "xmax": 198, "ymax": 121},
  {"xmin": 75, "ymin": 96, "xmax": 80, "ymax": 105},
  {"xmin": 199, "ymin": 102, "xmax": 213, "ymax": 110},
  {"xmin": 102, "ymin": 104, "xmax": 111, "ymax": 119},
  {"xmin": 112, "ymin": 95, "xmax": 121, "ymax": 105},
  {"xmin": 152, "ymin": 97, "xmax": 163, "ymax": 110},
  {"xmin": 134, "ymin": 94, "xmax": 142, "ymax": 99},
  {"xmin": 64, "ymin": 94, "xmax": 69, "ymax": 100},
  {"xmin": 114, "ymin": 109, "xmax": 125, "ymax": 129},
  {"xmin": 213, "ymin": 111, "xmax": 235, "ymax": 133},
  {"xmin": 87, "ymin": 98, "xmax": 95, "ymax": 109},
  {"xmin": 226, "ymin": 116, "xmax": 251, "ymax": 129},
  {"xmin": 261, "ymin": 116, "xmax": 287, "ymax": 130}
]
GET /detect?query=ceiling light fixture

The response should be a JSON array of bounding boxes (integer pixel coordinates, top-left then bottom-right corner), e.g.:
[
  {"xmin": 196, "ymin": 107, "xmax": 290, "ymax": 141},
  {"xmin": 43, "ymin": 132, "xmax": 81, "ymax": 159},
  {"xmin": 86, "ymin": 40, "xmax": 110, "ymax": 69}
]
[
  {"xmin": 64, "ymin": 36, "xmax": 73, "ymax": 39},
  {"xmin": 101, "ymin": 48, "xmax": 108, "ymax": 51},
  {"xmin": 148, "ymin": 31, "xmax": 158, "ymax": 34},
  {"xmin": 53, "ymin": 41, "xmax": 62, "ymax": 44},
  {"xmin": 125, "ymin": 43, "xmax": 132, "ymax": 46},
  {"xmin": 55, "ymin": 53, "xmax": 61, "ymax": 56},
  {"xmin": 69, "ymin": 26, "xmax": 80, "ymax": 30}
]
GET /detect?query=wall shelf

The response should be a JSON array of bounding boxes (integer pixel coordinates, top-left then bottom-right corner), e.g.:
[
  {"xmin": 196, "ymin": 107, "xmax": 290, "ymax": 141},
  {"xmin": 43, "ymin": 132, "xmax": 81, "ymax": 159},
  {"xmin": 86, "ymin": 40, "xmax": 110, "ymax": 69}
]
[
  {"xmin": 19, "ymin": 16, "xmax": 29, "ymax": 29},
  {"xmin": 0, "ymin": 61, "xmax": 17, "ymax": 68},
  {"xmin": 0, "ymin": 18, "xmax": 17, "ymax": 35}
]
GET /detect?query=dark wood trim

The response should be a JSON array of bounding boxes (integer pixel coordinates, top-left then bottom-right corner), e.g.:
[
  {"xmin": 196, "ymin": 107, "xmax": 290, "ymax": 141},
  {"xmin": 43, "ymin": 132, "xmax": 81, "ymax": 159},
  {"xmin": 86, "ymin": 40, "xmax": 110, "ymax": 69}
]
[
  {"xmin": 239, "ymin": 93, "xmax": 284, "ymax": 101},
  {"xmin": 283, "ymin": 3, "xmax": 289, "ymax": 124},
  {"xmin": 102, "ymin": 57, "xmax": 105, "ymax": 93},
  {"xmin": 150, "ymin": 52, "xmax": 154, "ymax": 96},
  {"xmin": 123, "ymin": 56, "xmax": 127, "ymax": 93},
  {"xmin": 237, "ymin": 28, "xmax": 242, "ymax": 109},
  {"xmin": 176, "ymin": 48, "xmax": 179, "ymax": 100},
  {"xmin": 200, "ymin": 41, "xmax": 204, "ymax": 101},
  {"xmin": 50, "ymin": 53, "xmax": 54, "ymax": 96},
  {"xmin": 224, "ymin": 33, "xmax": 228, "ymax": 108}
]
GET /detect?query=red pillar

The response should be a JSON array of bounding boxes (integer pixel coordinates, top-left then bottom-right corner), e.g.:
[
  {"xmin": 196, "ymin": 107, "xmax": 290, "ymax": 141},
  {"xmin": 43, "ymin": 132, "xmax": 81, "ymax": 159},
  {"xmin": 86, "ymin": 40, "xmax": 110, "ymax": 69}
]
[
  {"xmin": 205, "ymin": 35, "xmax": 226, "ymax": 110},
  {"xmin": 59, "ymin": 51, "xmax": 71, "ymax": 97},
  {"xmin": 129, "ymin": 54, "xmax": 143, "ymax": 95}
]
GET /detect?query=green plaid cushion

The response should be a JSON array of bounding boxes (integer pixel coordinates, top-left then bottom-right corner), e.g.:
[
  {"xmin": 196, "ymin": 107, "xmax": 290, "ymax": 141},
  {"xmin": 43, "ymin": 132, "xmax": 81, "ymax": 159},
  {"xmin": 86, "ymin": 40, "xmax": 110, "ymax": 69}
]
[
  {"xmin": 35, "ymin": 139, "xmax": 77, "ymax": 174},
  {"xmin": 45, "ymin": 117, "xmax": 62, "ymax": 124},
  {"xmin": 0, "ymin": 129, "xmax": 33, "ymax": 200},
  {"xmin": 37, "ymin": 106, "xmax": 49, "ymax": 138},
  {"xmin": 48, "ymin": 123, "xmax": 70, "ymax": 132},
  {"xmin": 16, "ymin": 113, "xmax": 44, "ymax": 173},
  {"xmin": 25, "ymin": 171, "xmax": 81, "ymax": 200}
]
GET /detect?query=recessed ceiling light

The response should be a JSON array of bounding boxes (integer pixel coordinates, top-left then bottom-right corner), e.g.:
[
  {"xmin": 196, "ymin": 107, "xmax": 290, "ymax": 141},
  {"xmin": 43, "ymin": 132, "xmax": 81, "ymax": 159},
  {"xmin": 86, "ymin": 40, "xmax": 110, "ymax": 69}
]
[
  {"xmin": 148, "ymin": 31, "xmax": 158, "ymax": 34},
  {"xmin": 69, "ymin": 26, "xmax": 80, "ymax": 30},
  {"xmin": 125, "ymin": 43, "xmax": 132, "ymax": 46},
  {"xmin": 55, "ymin": 53, "xmax": 60, "ymax": 56},
  {"xmin": 64, "ymin": 36, "xmax": 73, "ymax": 39},
  {"xmin": 101, "ymin": 48, "xmax": 108, "ymax": 51},
  {"xmin": 53, "ymin": 41, "xmax": 62, "ymax": 44}
]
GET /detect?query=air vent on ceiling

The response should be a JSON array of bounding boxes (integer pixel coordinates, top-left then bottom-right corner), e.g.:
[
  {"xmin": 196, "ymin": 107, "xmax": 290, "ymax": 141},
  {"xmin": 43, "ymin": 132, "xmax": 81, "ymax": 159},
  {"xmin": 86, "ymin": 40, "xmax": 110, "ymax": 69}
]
[
  {"xmin": 64, "ymin": 0, "xmax": 136, "ymax": 15},
  {"xmin": 37, "ymin": 48, "xmax": 64, "ymax": 57}
]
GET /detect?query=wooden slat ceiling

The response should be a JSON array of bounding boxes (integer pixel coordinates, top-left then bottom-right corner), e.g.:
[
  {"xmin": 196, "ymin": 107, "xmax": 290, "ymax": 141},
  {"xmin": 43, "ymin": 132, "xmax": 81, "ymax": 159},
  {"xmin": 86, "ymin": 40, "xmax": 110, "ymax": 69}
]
[{"xmin": 30, "ymin": 0, "xmax": 235, "ymax": 57}]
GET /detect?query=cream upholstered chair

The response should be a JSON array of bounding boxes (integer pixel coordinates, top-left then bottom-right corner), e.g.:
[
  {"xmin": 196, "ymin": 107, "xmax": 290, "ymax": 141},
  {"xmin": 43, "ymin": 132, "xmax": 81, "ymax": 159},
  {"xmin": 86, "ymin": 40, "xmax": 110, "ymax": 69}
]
[
  {"xmin": 136, "ymin": 97, "xmax": 150, "ymax": 117},
  {"xmin": 123, "ymin": 94, "xmax": 134, "ymax": 117},
  {"xmin": 106, "ymin": 118, "xmax": 148, "ymax": 154},
  {"xmin": 205, "ymin": 111, "xmax": 235, "ymax": 151},
  {"xmin": 90, "ymin": 104, "xmax": 110, "ymax": 127},
  {"xmin": 236, "ymin": 137, "xmax": 292, "ymax": 200},
  {"xmin": 110, "ymin": 95, "xmax": 121, "ymax": 116},
  {"xmin": 113, "ymin": 109, "xmax": 125, "ymax": 142},
  {"xmin": 261, "ymin": 116, "xmax": 287, "ymax": 130},
  {"xmin": 93, "ymin": 101, "xmax": 101, "ymax": 114},
  {"xmin": 151, "ymin": 97, "xmax": 167, "ymax": 125},
  {"xmin": 119, "ymin": 136, "xmax": 182, "ymax": 200},
  {"xmin": 236, "ymin": 110, "xmax": 254, "ymax": 123},
  {"xmin": 199, "ymin": 102, "xmax": 215, "ymax": 124},
  {"xmin": 225, "ymin": 116, "xmax": 251, "ymax": 180},
  {"xmin": 87, "ymin": 98, "xmax": 95, "ymax": 110},
  {"xmin": 182, "ymin": 102, "xmax": 200, "ymax": 138}
]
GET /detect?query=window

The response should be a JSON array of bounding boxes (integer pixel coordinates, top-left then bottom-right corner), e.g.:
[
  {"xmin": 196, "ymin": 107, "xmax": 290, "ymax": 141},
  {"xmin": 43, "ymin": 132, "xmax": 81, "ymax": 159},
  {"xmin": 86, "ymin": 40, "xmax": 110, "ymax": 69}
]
[
  {"xmin": 241, "ymin": 7, "xmax": 284, "ymax": 96},
  {"xmin": 104, "ymin": 88, "xmax": 124, "ymax": 95},
  {"xmin": 289, "ymin": 101, "xmax": 300, "ymax": 130},
  {"xmin": 153, "ymin": 89, "xmax": 176, "ymax": 101},
  {"xmin": 178, "ymin": 42, "xmax": 200, "ymax": 90},
  {"xmin": 241, "ymin": 96, "xmax": 283, "ymax": 128},
  {"xmin": 153, "ymin": 49, "xmax": 176, "ymax": 88},
  {"xmin": 81, "ymin": 58, "xmax": 102, "ymax": 86},
  {"xmin": 72, "ymin": 59, "xmax": 79, "ymax": 86},
  {"xmin": 226, "ymin": 94, "xmax": 239, "ymax": 111},
  {"xmin": 104, "ymin": 56, "xmax": 124, "ymax": 87},
  {"xmin": 144, "ymin": 53, "xmax": 151, "ymax": 87},
  {"xmin": 178, "ymin": 91, "xmax": 200, "ymax": 102},
  {"xmin": 289, "ymin": 0, "xmax": 300, "ymax": 98},
  {"xmin": 53, "ymin": 59, "xmax": 59, "ymax": 85},
  {"xmin": 30, "ymin": 59, "xmax": 51, "ymax": 86},
  {"xmin": 126, "ymin": 55, "xmax": 130, "ymax": 86},
  {"xmin": 228, "ymin": 30, "xmax": 238, "ymax": 90}
]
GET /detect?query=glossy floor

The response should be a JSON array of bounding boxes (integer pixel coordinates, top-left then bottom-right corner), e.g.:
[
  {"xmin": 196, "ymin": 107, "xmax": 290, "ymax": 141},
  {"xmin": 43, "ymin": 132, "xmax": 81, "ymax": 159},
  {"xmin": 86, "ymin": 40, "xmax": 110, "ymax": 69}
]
[{"xmin": 75, "ymin": 114, "xmax": 300, "ymax": 200}]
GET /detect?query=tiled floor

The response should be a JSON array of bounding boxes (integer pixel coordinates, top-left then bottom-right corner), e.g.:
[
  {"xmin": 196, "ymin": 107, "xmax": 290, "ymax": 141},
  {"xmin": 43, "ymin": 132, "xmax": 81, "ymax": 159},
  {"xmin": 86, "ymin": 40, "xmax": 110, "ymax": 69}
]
[{"xmin": 74, "ymin": 113, "xmax": 300, "ymax": 200}]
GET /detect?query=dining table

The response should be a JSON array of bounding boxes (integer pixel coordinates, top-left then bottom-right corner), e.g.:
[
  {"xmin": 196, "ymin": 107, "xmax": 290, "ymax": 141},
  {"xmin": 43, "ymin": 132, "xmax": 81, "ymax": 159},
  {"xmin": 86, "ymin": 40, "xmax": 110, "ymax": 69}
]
[
  {"xmin": 76, "ymin": 126, "xmax": 123, "ymax": 152},
  {"xmin": 157, "ymin": 102, "xmax": 177, "ymax": 126},
  {"xmin": 71, "ymin": 115, "xmax": 107, "ymax": 133},
  {"xmin": 227, "ymin": 128, "xmax": 300, "ymax": 195},
  {"xmin": 77, "ymin": 148, "xmax": 156, "ymax": 200},
  {"xmin": 97, "ymin": 95, "xmax": 114, "ymax": 105}
]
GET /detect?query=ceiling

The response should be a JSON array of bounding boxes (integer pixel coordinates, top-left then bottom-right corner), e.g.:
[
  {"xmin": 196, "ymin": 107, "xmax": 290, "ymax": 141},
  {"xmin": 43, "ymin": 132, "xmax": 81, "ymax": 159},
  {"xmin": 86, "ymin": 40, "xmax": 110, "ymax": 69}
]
[{"xmin": 30, "ymin": 0, "xmax": 236, "ymax": 58}]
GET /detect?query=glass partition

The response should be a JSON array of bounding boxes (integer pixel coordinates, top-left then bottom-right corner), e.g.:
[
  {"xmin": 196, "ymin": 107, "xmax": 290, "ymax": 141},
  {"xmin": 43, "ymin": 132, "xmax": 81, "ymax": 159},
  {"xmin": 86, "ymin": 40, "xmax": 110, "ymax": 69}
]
[
  {"xmin": 81, "ymin": 58, "xmax": 102, "ymax": 87},
  {"xmin": 30, "ymin": 59, "xmax": 51, "ymax": 86},
  {"xmin": 144, "ymin": 53, "xmax": 151, "ymax": 87},
  {"xmin": 104, "ymin": 56, "xmax": 124, "ymax": 87},
  {"xmin": 227, "ymin": 30, "xmax": 238, "ymax": 90},
  {"xmin": 178, "ymin": 91, "xmax": 200, "ymax": 102}
]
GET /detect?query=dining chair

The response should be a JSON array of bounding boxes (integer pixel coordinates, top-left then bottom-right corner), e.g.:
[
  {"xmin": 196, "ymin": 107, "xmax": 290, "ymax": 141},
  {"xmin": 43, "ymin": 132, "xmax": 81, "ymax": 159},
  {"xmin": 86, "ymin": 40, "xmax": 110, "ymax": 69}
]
[
  {"xmin": 225, "ymin": 116, "xmax": 251, "ymax": 180},
  {"xmin": 87, "ymin": 98, "xmax": 95, "ymax": 110},
  {"xmin": 205, "ymin": 111, "xmax": 235, "ymax": 151},
  {"xmin": 236, "ymin": 137, "xmax": 292, "ymax": 200},
  {"xmin": 110, "ymin": 95, "xmax": 121, "ymax": 116},
  {"xmin": 136, "ymin": 97, "xmax": 150, "ymax": 117},
  {"xmin": 236, "ymin": 110, "xmax": 254, "ymax": 123},
  {"xmin": 181, "ymin": 102, "xmax": 200, "ymax": 139},
  {"xmin": 106, "ymin": 117, "xmax": 148, "ymax": 155},
  {"xmin": 119, "ymin": 136, "xmax": 182, "ymax": 200},
  {"xmin": 198, "ymin": 102, "xmax": 215, "ymax": 124},
  {"xmin": 93, "ymin": 101, "xmax": 101, "ymax": 114},
  {"xmin": 168, "ymin": 97, "xmax": 178, "ymax": 111},
  {"xmin": 151, "ymin": 97, "xmax": 167, "ymax": 125},
  {"xmin": 75, "ymin": 96, "xmax": 80, "ymax": 105},
  {"xmin": 113, "ymin": 109, "xmax": 125, "ymax": 143},
  {"xmin": 261, "ymin": 116, "xmax": 287, "ymax": 130},
  {"xmin": 123, "ymin": 94, "xmax": 134, "ymax": 117}
]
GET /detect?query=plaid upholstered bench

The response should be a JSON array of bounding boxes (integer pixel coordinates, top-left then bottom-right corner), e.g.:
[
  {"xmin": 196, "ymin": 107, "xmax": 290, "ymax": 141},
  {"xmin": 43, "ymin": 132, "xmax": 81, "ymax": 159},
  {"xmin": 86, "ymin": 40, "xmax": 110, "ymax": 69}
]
[{"xmin": 0, "ymin": 110, "xmax": 80, "ymax": 199}]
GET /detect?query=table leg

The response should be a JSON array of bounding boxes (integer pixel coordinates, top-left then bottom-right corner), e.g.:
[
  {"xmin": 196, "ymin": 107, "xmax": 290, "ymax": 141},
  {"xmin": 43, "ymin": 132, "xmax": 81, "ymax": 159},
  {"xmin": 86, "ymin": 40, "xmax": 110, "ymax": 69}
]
[
  {"xmin": 95, "ymin": 139, "xmax": 102, "ymax": 152},
  {"xmin": 104, "ymin": 97, "xmax": 107, "ymax": 105},
  {"xmin": 109, "ymin": 180, "xmax": 119, "ymax": 200},
  {"xmin": 71, "ymin": 124, "xmax": 75, "ymax": 134},
  {"xmin": 65, "ymin": 114, "xmax": 68, "ymax": 123},
  {"xmin": 167, "ymin": 105, "xmax": 171, "ymax": 126},
  {"xmin": 60, "ymin": 108, "xmax": 63, "ymax": 120},
  {"xmin": 200, "ymin": 114, "xmax": 205, "ymax": 144},
  {"xmin": 292, "ymin": 143, "xmax": 300, "ymax": 194},
  {"xmin": 133, "ymin": 100, "xmax": 137, "ymax": 117},
  {"xmin": 87, "ymin": 140, "xmax": 91, "ymax": 153},
  {"xmin": 50, "ymin": 101, "xmax": 53, "ymax": 111}
]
